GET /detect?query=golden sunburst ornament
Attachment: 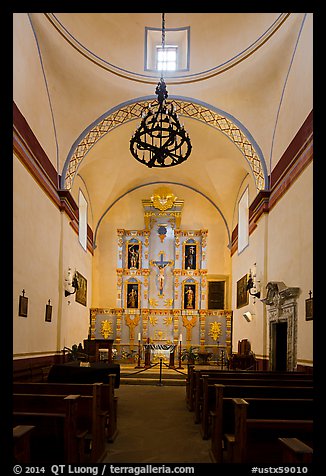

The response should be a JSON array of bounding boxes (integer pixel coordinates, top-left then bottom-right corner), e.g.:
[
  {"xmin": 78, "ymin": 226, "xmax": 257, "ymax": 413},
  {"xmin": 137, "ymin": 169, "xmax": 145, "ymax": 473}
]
[
  {"xmin": 149, "ymin": 316, "xmax": 158, "ymax": 326},
  {"xmin": 208, "ymin": 321, "xmax": 222, "ymax": 341},
  {"xmin": 163, "ymin": 316, "xmax": 173, "ymax": 325}
]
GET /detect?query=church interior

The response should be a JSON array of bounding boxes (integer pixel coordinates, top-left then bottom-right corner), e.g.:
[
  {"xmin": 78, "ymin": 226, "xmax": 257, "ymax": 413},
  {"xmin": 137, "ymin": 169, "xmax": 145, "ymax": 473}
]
[{"xmin": 12, "ymin": 12, "xmax": 314, "ymax": 466}]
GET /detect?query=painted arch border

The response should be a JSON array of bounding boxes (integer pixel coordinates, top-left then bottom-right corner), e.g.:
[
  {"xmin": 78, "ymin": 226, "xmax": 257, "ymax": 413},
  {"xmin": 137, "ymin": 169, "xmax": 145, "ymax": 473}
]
[{"xmin": 61, "ymin": 96, "xmax": 269, "ymax": 192}]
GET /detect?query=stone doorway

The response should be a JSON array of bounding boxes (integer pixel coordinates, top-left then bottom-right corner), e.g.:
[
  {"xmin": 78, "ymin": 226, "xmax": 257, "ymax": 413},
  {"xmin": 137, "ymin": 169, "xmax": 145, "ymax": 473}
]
[
  {"xmin": 271, "ymin": 321, "xmax": 288, "ymax": 371},
  {"xmin": 263, "ymin": 282, "xmax": 300, "ymax": 371}
]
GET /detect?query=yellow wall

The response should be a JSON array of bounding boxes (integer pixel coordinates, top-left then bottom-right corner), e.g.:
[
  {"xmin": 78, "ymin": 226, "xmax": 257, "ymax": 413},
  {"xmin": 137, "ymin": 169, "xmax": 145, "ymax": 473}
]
[
  {"xmin": 267, "ymin": 163, "xmax": 313, "ymax": 365},
  {"xmin": 13, "ymin": 154, "xmax": 93, "ymax": 357},
  {"xmin": 231, "ymin": 163, "xmax": 313, "ymax": 366}
]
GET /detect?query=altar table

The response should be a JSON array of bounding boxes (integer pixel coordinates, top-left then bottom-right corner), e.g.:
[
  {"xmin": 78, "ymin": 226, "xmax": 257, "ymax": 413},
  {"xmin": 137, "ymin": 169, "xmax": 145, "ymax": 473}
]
[{"xmin": 143, "ymin": 344, "xmax": 177, "ymax": 368}]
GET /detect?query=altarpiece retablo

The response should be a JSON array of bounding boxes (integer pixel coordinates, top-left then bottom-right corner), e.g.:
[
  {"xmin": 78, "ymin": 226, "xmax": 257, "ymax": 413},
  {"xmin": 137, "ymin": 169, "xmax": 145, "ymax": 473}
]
[{"xmin": 90, "ymin": 187, "xmax": 232, "ymax": 361}]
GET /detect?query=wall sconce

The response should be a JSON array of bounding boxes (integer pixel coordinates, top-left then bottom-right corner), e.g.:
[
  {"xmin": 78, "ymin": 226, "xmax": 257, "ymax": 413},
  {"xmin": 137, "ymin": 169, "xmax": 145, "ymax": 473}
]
[
  {"xmin": 64, "ymin": 267, "xmax": 79, "ymax": 297},
  {"xmin": 246, "ymin": 264, "xmax": 261, "ymax": 299},
  {"xmin": 243, "ymin": 311, "xmax": 253, "ymax": 322}
]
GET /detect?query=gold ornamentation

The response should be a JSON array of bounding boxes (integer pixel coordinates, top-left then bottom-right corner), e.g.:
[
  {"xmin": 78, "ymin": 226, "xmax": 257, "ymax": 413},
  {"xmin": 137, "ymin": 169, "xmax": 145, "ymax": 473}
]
[
  {"xmin": 149, "ymin": 298, "xmax": 158, "ymax": 308},
  {"xmin": 208, "ymin": 321, "xmax": 222, "ymax": 341},
  {"xmin": 149, "ymin": 316, "xmax": 158, "ymax": 326},
  {"xmin": 154, "ymin": 330, "xmax": 166, "ymax": 341},
  {"xmin": 182, "ymin": 315, "xmax": 197, "ymax": 341},
  {"xmin": 151, "ymin": 187, "xmax": 176, "ymax": 211},
  {"xmin": 164, "ymin": 299, "xmax": 173, "ymax": 308},
  {"xmin": 100, "ymin": 319, "xmax": 113, "ymax": 339},
  {"xmin": 125, "ymin": 314, "xmax": 140, "ymax": 340},
  {"xmin": 163, "ymin": 316, "xmax": 173, "ymax": 325}
]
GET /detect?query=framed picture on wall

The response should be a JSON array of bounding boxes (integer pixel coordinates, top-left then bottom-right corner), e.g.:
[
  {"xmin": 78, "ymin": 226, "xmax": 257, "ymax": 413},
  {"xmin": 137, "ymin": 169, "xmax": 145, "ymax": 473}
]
[
  {"xmin": 236, "ymin": 274, "xmax": 249, "ymax": 309},
  {"xmin": 19, "ymin": 294, "xmax": 28, "ymax": 317},
  {"xmin": 45, "ymin": 302, "xmax": 52, "ymax": 322},
  {"xmin": 75, "ymin": 271, "xmax": 87, "ymax": 306},
  {"xmin": 305, "ymin": 297, "xmax": 313, "ymax": 321}
]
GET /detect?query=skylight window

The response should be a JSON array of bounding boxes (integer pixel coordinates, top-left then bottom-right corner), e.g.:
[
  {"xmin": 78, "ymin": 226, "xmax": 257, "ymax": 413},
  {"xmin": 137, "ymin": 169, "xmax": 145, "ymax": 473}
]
[
  {"xmin": 145, "ymin": 26, "xmax": 189, "ymax": 72},
  {"xmin": 156, "ymin": 46, "xmax": 177, "ymax": 71}
]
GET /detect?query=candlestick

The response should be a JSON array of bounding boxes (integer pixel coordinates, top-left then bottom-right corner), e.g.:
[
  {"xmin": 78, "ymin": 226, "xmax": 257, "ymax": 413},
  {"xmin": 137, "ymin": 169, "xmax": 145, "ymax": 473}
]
[
  {"xmin": 138, "ymin": 332, "xmax": 141, "ymax": 341},
  {"xmin": 177, "ymin": 339, "xmax": 184, "ymax": 369},
  {"xmin": 135, "ymin": 336, "xmax": 143, "ymax": 369}
]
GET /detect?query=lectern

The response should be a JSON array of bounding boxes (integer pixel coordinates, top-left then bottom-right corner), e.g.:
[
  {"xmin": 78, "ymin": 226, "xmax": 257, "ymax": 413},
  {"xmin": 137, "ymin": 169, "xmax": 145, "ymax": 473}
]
[{"xmin": 84, "ymin": 338, "xmax": 114, "ymax": 363}]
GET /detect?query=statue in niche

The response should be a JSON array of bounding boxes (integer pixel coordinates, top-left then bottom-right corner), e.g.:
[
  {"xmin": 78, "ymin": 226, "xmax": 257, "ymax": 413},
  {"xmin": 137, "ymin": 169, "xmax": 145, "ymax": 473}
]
[
  {"xmin": 128, "ymin": 244, "xmax": 140, "ymax": 269},
  {"xmin": 185, "ymin": 244, "xmax": 196, "ymax": 270},
  {"xmin": 127, "ymin": 285, "xmax": 138, "ymax": 308},
  {"xmin": 185, "ymin": 285, "xmax": 195, "ymax": 309}
]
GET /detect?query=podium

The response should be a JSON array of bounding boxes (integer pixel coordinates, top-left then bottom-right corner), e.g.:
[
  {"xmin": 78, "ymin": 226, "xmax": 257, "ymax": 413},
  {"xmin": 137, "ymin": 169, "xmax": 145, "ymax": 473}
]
[{"xmin": 84, "ymin": 338, "xmax": 114, "ymax": 363}]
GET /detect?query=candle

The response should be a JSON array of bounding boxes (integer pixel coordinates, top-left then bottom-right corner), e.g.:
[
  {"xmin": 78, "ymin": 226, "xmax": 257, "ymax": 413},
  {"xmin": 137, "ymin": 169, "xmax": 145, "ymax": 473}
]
[
  {"xmin": 179, "ymin": 334, "xmax": 182, "ymax": 343},
  {"xmin": 138, "ymin": 332, "xmax": 141, "ymax": 341}
]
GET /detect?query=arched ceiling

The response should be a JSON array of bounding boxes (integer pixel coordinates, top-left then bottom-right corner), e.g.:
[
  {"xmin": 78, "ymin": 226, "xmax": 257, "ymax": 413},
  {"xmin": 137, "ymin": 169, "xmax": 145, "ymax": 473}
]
[{"xmin": 17, "ymin": 12, "xmax": 312, "ymax": 237}]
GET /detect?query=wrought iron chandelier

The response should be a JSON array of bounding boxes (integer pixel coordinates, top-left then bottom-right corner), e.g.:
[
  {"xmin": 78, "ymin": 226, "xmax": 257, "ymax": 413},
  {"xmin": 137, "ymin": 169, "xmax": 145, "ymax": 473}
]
[{"xmin": 130, "ymin": 13, "xmax": 192, "ymax": 168}]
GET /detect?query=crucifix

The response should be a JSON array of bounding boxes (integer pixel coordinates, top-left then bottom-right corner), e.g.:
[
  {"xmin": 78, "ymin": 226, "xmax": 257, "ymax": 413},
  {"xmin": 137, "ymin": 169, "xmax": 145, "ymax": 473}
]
[{"xmin": 152, "ymin": 252, "xmax": 173, "ymax": 295}]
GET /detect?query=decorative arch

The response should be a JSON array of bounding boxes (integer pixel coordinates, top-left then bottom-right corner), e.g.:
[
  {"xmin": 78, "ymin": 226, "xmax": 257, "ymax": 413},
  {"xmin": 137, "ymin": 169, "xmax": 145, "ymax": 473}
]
[{"xmin": 61, "ymin": 97, "xmax": 268, "ymax": 191}]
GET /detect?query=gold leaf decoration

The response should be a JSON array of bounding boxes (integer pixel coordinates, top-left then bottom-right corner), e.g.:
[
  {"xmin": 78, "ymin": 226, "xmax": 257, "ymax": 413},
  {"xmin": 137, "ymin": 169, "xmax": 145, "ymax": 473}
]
[
  {"xmin": 101, "ymin": 320, "xmax": 113, "ymax": 339},
  {"xmin": 149, "ymin": 316, "xmax": 158, "ymax": 326},
  {"xmin": 163, "ymin": 316, "xmax": 173, "ymax": 325},
  {"xmin": 149, "ymin": 298, "xmax": 158, "ymax": 308},
  {"xmin": 151, "ymin": 187, "xmax": 176, "ymax": 211},
  {"xmin": 208, "ymin": 321, "xmax": 222, "ymax": 341}
]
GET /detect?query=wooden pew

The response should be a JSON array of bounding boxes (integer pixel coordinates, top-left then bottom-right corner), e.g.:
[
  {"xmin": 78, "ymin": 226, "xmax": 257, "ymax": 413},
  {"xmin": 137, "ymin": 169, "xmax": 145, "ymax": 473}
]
[
  {"xmin": 209, "ymin": 383, "xmax": 314, "ymax": 462},
  {"xmin": 194, "ymin": 373, "xmax": 313, "ymax": 426},
  {"xmin": 13, "ymin": 394, "xmax": 84, "ymax": 463},
  {"xmin": 201, "ymin": 377, "xmax": 313, "ymax": 439},
  {"xmin": 13, "ymin": 375, "xmax": 118, "ymax": 442},
  {"xmin": 13, "ymin": 391, "xmax": 108, "ymax": 463},
  {"xmin": 224, "ymin": 397, "xmax": 313, "ymax": 464},
  {"xmin": 13, "ymin": 425, "xmax": 35, "ymax": 463},
  {"xmin": 278, "ymin": 437, "xmax": 313, "ymax": 464},
  {"xmin": 186, "ymin": 366, "xmax": 312, "ymax": 413}
]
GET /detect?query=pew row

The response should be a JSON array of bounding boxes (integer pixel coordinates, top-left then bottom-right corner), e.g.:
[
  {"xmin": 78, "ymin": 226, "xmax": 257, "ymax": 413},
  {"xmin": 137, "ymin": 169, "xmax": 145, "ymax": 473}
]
[
  {"xmin": 193, "ymin": 372, "xmax": 313, "ymax": 425},
  {"xmin": 200, "ymin": 377, "xmax": 313, "ymax": 439},
  {"xmin": 13, "ymin": 391, "xmax": 108, "ymax": 463},
  {"xmin": 186, "ymin": 365, "xmax": 312, "ymax": 412},
  {"xmin": 210, "ymin": 395, "xmax": 313, "ymax": 464},
  {"xmin": 13, "ymin": 377, "xmax": 118, "ymax": 442}
]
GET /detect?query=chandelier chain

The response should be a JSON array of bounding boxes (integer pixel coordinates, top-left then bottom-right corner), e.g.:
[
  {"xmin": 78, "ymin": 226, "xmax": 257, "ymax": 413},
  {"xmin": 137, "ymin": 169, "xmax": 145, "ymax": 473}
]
[
  {"xmin": 129, "ymin": 13, "xmax": 192, "ymax": 168},
  {"xmin": 162, "ymin": 13, "xmax": 165, "ymax": 50}
]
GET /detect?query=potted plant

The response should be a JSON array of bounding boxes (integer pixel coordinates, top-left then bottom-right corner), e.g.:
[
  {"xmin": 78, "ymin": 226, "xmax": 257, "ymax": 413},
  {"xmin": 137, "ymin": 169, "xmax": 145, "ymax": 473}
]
[
  {"xmin": 181, "ymin": 346, "xmax": 199, "ymax": 364},
  {"xmin": 65, "ymin": 344, "xmax": 79, "ymax": 361}
]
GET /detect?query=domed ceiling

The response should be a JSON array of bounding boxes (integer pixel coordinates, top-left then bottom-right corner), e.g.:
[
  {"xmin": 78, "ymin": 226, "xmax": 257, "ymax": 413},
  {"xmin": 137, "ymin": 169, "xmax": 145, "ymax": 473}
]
[{"xmin": 17, "ymin": 12, "xmax": 312, "ymax": 235}]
